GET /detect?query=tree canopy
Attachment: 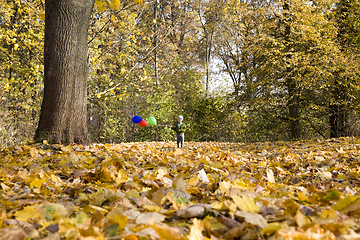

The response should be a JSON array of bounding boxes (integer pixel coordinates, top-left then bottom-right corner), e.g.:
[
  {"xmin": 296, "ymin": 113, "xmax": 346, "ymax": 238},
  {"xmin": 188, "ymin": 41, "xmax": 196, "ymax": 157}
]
[{"xmin": 0, "ymin": 0, "xmax": 360, "ymax": 146}]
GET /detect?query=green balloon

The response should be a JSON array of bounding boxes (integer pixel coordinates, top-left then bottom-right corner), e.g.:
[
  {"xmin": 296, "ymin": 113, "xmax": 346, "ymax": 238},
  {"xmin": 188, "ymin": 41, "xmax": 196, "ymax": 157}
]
[{"xmin": 148, "ymin": 117, "xmax": 157, "ymax": 125}]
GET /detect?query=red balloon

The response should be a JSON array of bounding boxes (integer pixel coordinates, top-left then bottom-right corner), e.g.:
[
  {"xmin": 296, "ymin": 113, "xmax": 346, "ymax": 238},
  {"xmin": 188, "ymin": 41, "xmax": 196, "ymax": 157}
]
[{"xmin": 138, "ymin": 119, "xmax": 148, "ymax": 127}]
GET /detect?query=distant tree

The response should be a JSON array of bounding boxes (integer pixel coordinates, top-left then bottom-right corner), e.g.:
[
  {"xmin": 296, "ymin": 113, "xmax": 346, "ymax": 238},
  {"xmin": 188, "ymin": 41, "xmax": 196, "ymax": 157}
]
[
  {"xmin": 282, "ymin": 0, "xmax": 300, "ymax": 140},
  {"xmin": 329, "ymin": 0, "xmax": 360, "ymax": 138}
]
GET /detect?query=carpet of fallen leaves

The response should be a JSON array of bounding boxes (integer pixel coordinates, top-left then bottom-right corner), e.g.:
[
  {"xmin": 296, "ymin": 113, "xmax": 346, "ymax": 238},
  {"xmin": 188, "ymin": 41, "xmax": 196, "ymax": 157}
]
[{"xmin": 1, "ymin": 137, "xmax": 360, "ymax": 240}]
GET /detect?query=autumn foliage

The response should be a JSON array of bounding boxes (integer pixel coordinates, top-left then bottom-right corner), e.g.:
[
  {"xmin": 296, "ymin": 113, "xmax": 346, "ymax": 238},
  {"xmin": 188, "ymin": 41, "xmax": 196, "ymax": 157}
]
[{"xmin": 1, "ymin": 138, "xmax": 360, "ymax": 239}]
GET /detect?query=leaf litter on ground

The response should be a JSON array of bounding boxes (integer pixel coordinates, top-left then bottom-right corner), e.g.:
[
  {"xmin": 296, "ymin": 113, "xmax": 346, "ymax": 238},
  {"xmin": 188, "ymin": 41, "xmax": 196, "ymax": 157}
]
[{"xmin": 1, "ymin": 137, "xmax": 360, "ymax": 239}]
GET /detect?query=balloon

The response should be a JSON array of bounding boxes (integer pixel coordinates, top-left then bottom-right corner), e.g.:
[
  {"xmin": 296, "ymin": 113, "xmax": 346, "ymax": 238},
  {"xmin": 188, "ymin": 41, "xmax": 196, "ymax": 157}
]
[
  {"xmin": 148, "ymin": 117, "xmax": 157, "ymax": 126},
  {"xmin": 132, "ymin": 116, "xmax": 142, "ymax": 123},
  {"xmin": 138, "ymin": 119, "xmax": 148, "ymax": 127}
]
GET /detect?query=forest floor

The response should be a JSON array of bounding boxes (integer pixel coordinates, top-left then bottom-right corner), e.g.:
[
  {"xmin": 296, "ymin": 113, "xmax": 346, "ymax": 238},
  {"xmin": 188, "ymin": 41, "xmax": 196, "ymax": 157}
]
[{"xmin": 1, "ymin": 137, "xmax": 360, "ymax": 239}]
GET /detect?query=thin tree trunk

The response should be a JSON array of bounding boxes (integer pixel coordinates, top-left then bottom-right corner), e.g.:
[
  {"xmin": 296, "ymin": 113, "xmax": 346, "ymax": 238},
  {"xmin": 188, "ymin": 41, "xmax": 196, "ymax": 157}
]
[
  {"xmin": 153, "ymin": 0, "xmax": 159, "ymax": 87},
  {"xmin": 283, "ymin": 1, "xmax": 300, "ymax": 140},
  {"xmin": 329, "ymin": 75, "xmax": 347, "ymax": 138},
  {"xmin": 287, "ymin": 78, "xmax": 300, "ymax": 140},
  {"xmin": 329, "ymin": 0, "xmax": 350, "ymax": 138},
  {"xmin": 35, "ymin": 0, "xmax": 94, "ymax": 145}
]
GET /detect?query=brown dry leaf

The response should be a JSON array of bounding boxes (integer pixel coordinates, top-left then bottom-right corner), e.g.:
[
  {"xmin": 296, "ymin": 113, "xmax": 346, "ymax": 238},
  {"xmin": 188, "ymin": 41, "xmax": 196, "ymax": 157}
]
[
  {"xmin": 41, "ymin": 233, "xmax": 61, "ymax": 240},
  {"xmin": 0, "ymin": 226, "xmax": 28, "ymax": 240},
  {"xmin": 235, "ymin": 211, "xmax": 268, "ymax": 229},
  {"xmin": 136, "ymin": 227, "xmax": 159, "ymax": 239},
  {"xmin": 222, "ymin": 222, "xmax": 248, "ymax": 240},
  {"xmin": 176, "ymin": 205, "xmax": 210, "ymax": 219},
  {"xmin": 136, "ymin": 212, "xmax": 166, "ymax": 225},
  {"xmin": 151, "ymin": 223, "xmax": 186, "ymax": 240},
  {"xmin": 218, "ymin": 214, "xmax": 241, "ymax": 229},
  {"xmin": 203, "ymin": 215, "xmax": 228, "ymax": 237},
  {"xmin": 172, "ymin": 175, "xmax": 187, "ymax": 191}
]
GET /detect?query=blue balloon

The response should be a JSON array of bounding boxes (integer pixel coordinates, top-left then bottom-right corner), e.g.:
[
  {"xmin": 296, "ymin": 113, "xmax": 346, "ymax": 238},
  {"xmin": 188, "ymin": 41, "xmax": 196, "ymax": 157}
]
[{"xmin": 132, "ymin": 116, "xmax": 142, "ymax": 123}]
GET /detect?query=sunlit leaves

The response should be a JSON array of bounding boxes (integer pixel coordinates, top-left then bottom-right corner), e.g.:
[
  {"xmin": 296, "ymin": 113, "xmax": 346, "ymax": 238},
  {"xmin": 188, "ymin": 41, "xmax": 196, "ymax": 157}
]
[
  {"xmin": 0, "ymin": 0, "xmax": 44, "ymax": 147},
  {"xmin": 231, "ymin": 195, "xmax": 260, "ymax": 212}
]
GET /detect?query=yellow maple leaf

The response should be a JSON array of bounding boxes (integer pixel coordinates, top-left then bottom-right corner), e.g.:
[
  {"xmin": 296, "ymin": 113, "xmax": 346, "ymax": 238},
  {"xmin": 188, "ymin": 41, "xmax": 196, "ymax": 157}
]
[
  {"xmin": 115, "ymin": 169, "xmax": 128, "ymax": 185},
  {"xmin": 126, "ymin": 189, "xmax": 140, "ymax": 199},
  {"xmin": 333, "ymin": 196, "xmax": 359, "ymax": 212},
  {"xmin": 261, "ymin": 222, "xmax": 281, "ymax": 235},
  {"xmin": 14, "ymin": 204, "xmax": 45, "ymax": 222},
  {"xmin": 30, "ymin": 178, "xmax": 45, "ymax": 189},
  {"xmin": 110, "ymin": 0, "xmax": 120, "ymax": 10},
  {"xmin": 47, "ymin": 203, "xmax": 71, "ymax": 220},
  {"xmin": 151, "ymin": 223, "xmax": 186, "ymax": 240},
  {"xmin": 297, "ymin": 191, "xmax": 309, "ymax": 202},
  {"xmin": 39, "ymin": 13, "xmax": 45, "ymax": 20},
  {"xmin": 231, "ymin": 195, "xmax": 260, "ymax": 212},
  {"xmin": 142, "ymin": 204, "xmax": 161, "ymax": 212},
  {"xmin": 319, "ymin": 208, "xmax": 338, "ymax": 220},
  {"xmin": 294, "ymin": 210, "xmax": 311, "ymax": 227},
  {"xmin": 111, "ymin": 215, "xmax": 128, "ymax": 230},
  {"xmin": 219, "ymin": 181, "xmax": 230, "ymax": 193},
  {"xmin": 97, "ymin": 167, "xmax": 114, "ymax": 182},
  {"xmin": 95, "ymin": 0, "xmax": 106, "ymax": 12},
  {"xmin": 187, "ymin": 175, "xmax": 199, "ymax": 187}
]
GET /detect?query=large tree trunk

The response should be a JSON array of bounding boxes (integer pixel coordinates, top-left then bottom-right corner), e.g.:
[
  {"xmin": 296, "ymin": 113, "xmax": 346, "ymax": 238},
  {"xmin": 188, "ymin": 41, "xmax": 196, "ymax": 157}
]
[{"xmin": 35, "ymin": 0, "xmax": 94, "ymax": 145}]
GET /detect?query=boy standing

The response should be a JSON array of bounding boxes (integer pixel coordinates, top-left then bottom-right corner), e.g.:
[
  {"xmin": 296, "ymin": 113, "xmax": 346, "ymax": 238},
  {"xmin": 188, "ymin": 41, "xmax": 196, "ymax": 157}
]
[{"xmin": 171, "ymin": 115, "xmax": 186, "ymax": 148}]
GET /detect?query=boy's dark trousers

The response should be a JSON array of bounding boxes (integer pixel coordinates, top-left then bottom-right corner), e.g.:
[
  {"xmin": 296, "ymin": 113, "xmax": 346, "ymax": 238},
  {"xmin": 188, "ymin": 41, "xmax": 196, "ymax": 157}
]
[{"xmin": 176, "ymin": 133, "xmax": 184, "ymax": 148}]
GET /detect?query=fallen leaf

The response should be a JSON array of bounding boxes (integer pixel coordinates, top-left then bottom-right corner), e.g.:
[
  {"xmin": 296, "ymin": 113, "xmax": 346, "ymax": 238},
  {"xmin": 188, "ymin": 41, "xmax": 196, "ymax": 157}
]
[
  {"xmin": 176, "ymin": 205, "xmax": 210, "ymax": 219},
  {"xmin": 294, "ymin": 210, "xmax": 311, "ymax": 227},
  {"xmin": 197, "ymin": 169, "xmax": 210, "ymax": 184},
  {"xmin": 188, "ymin": 218, "xmax": 204, "ymax": 240},
  {"xmin": 235, "ymin": 211, "xmax": 268, "ymax": 228},
  {"xmin": 266, "ymin": 169, "xmax": 275, "ymax": 183},
  {"xmin": 231, "ymin": 195, "xmax": 260, "ymax": 212},
  {"xmin": 0, "ymin": 226, "xmax": 27, "ymax": 240},
  {"xmin": 151, "ymin": 223, "xmax": 186, "ymax": 240},
  {"xmin": 136, "ymin": 212, "xmax": 166, "ymax": 225}
]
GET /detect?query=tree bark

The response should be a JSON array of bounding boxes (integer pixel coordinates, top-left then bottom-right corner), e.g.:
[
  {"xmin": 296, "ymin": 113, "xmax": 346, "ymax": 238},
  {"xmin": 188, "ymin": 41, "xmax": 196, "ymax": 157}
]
[
  {"xmin": 329, "ymin": 0, "xmax": 350, "ymax": 138},
  {"xmin": 287, "ymin": 78, "xmax": 300, "ymax": 140},
  {"xmin": 282, "ymin": 1, "xmax": 300, "ymax": 141},
  {"xmin": 35, "ymin": 0, "xmax": 94, "ymax": 145},
  {"xmin": 329, "ymin": 76, "xmax": 347, "ymax": 138},
  {"xmin": 153, "ymin": 0, "xmax": 159, "ymax": 87}
]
